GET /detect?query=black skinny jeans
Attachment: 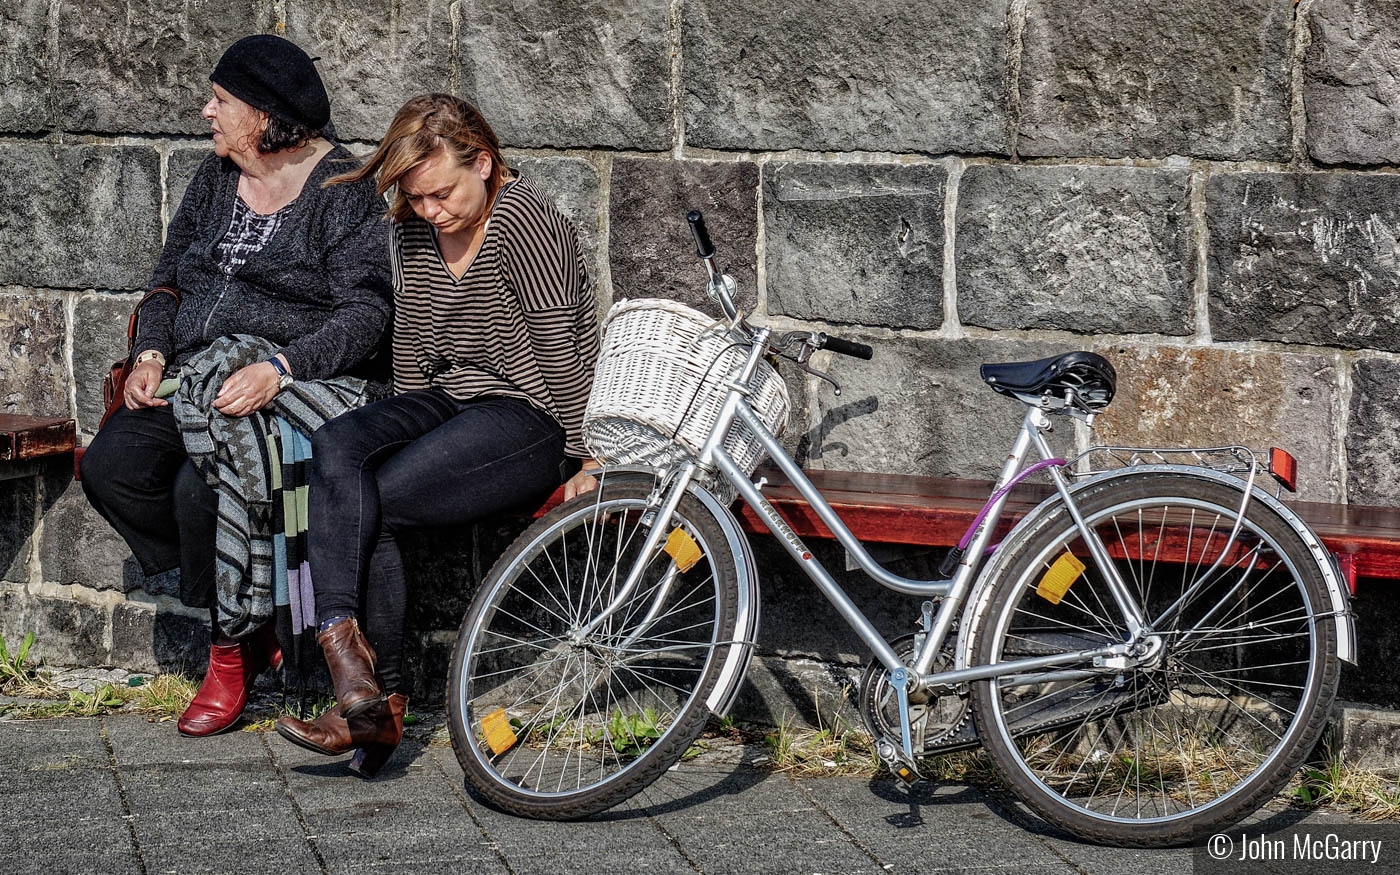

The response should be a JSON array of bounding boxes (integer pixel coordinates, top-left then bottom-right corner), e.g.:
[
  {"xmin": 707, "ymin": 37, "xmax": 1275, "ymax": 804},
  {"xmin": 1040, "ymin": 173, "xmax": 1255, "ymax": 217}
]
[
  {"xmin": 80, "ymin": 404, "xmax": 219, "ymax": 610},
  {"xmin": 308, "ymin": 390, "xmax": 573, "ymax": 694}
]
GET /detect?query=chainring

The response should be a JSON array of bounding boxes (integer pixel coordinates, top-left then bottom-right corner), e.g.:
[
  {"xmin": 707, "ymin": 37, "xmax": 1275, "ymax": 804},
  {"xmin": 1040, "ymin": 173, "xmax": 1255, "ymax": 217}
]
[{"xmin": 858, "ymin": 634, "xmax": 974, "ymax": 755}]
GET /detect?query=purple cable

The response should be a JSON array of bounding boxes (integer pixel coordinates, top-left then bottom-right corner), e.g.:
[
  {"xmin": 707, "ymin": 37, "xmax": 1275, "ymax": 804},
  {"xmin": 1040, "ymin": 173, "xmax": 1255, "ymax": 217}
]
[{"xmin": 956, "ymin": 458, "xmax": 1068, "ymax": 551}]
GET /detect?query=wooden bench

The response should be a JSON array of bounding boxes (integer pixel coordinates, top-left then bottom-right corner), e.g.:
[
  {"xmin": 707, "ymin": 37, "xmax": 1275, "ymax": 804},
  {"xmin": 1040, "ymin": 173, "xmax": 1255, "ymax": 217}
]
[
  {"xmin": 0, "ymin": 414, "xmax": 77, "ymax": 481},
  {"xmin": 539, "ymin": 465, "xmax": 1400, "ymax": 591}
]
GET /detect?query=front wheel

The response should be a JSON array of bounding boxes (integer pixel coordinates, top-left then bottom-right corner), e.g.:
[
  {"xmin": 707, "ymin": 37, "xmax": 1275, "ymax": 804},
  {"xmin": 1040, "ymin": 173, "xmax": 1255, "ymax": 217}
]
[
  {"xmin": 447, "ymin": 477, "xmax": 740, "ymax": 819},
  {"xmin": 969, "ymin": 471, "xmax": 1340, "ymax": 847}
]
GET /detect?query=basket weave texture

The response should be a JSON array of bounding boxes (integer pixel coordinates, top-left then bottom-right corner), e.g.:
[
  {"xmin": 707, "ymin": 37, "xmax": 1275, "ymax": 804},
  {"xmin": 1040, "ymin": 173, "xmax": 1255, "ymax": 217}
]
[{"xmin": 583, "ymin": 298, "xmax": 789, "ymax": 500}]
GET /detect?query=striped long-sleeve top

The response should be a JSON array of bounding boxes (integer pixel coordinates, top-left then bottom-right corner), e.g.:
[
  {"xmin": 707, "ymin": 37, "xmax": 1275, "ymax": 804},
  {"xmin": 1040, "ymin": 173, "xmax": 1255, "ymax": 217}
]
[{"xmin": 390, "ymin": 175, "xmax": 599, "ymax": 458}]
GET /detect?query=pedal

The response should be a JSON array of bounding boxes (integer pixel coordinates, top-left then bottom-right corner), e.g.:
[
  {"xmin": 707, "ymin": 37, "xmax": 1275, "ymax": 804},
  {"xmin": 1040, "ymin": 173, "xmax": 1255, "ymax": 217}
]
[{"xmin": 875, "ymin": 737, "xmax": 924, "ymax": 790}]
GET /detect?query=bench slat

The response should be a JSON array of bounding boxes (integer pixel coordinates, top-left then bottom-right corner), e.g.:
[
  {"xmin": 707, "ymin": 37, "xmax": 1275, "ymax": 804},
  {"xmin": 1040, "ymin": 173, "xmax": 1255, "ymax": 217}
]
[
  {"xmin": 534, "ymin": 466, "xmax": 1400, "ymax": 582},
  {"xmin": 0, "ymin": 414, "xmax": 76, "ymax": 462}
]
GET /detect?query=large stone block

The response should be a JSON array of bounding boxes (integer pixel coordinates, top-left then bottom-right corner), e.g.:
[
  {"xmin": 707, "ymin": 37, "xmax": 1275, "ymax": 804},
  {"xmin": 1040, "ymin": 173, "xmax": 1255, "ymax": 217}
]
[
  {"xmin": 284, "ymin": 0, "xmax": 454, "ymax": 143},
  {"xmin": 803, "ymin": 336, "xmax": 1075, "ymax": 479},
  {"xmin": 1304, "ymin": 1, "xmax": 1400, "ymax": 166},
  {"xmin": 72, "ymin": 293, "xmax": 139, "ymax": 434},
  {"xmin": 763, "ymin": 162, "xmax": 945, "ymax": 330},
  {"xmin": 1346, "ymin": 358, "xmax": 1400, "ymax": 507},
  {"xmin": 956, "ymin": 165, "xmax": 1193, "ymax": 335},
  {"xmin": 0, "ymin": 479, "xmax": 35, "ymax": 584},
  {"xmin": 0, "ymin": 292, "xmax": 67, "ymax": 417},
  {"xmin": 510, "ymin": 155, "xmax": 606, "ymax": 307},
  {"xmin": 0, "ymin": 0, "xmax": 50, "ymax": 131},
  {"xmin": 1018, "ymin": 0, "xmax": 1292, "ymax": 160},
  {"xmin": 457, "ymin": 0, "xmax": 671, "ymax": 150},
  {"xmin": 1091, "ymin": 345, "xmax": 1341, "ymax": 503},
  {"xmin": 0, "ymin": 144, "xmax": 161, "ymax": 290},
  {"xmin": 110, "ymin": 602, "xmax": 208, "ymax": 675},
  {"xmin": 608, "ymin": 158, "xmax": 758, "ymax": 313},
  {"xmin": 683, "ymin": 0, "xmax": 1010, "ymax": 154},
  {"xmin": 55, "ymin": 0, "xmax": 271, "ymax": 135},
  {"xmin": 1207, "ymin": 172, "xmax": 1400, "ymax": 351},
  {"xmin": 166, "ymin": 147, "xmax": 214, "ymax": 223},
  {"xmin": 38, "ymin": 470, "xmax": 129, "ymax": 592},
  {"xmin": 23, "ymin": 593, "xmax": 109, "ymax": 666}
]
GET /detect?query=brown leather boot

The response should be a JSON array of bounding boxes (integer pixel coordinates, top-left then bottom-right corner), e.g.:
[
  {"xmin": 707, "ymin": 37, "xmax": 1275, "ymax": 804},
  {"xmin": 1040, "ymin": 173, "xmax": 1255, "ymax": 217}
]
[
  {"xmin": 275, "ymin": 693, "xmax": 407, "ymax": 778},
  {"xmin": 317, "ymin": 618, "xmax": 384, "ymax": 718}
]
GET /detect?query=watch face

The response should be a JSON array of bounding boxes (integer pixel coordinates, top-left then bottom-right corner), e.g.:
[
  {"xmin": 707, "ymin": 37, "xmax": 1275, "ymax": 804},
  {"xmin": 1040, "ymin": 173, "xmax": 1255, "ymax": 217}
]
[{"xmin": 279, "ymin": 375, "xmax": 294, "ymax": 390}]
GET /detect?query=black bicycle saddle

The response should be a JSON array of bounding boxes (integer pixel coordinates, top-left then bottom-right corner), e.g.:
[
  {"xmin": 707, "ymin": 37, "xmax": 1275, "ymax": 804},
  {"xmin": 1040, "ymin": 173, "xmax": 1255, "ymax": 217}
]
[{"xmin": 979, "ymin": 351, "xmax": 1117, "ymax": 412}]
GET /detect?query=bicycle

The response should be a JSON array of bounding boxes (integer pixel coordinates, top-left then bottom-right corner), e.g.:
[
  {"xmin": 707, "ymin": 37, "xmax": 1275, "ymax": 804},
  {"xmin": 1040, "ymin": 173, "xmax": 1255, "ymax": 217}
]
[{"xmin": 445, "ymin": 211, "xmax": 1357, "ymax": 847}]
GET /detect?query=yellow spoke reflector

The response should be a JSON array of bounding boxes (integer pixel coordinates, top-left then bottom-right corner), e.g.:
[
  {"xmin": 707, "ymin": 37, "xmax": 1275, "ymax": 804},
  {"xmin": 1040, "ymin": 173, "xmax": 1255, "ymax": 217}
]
[
  {"xmin": 480, "ymin": 707, "xmax": 518, "ymax": 755},
  {"xmin": 1037, "ymin": 552, "xmax": 1086, "ymax": 605},
  {"xmin": 664, "ymin": 526, "xmax": 703, "ymax": 572}
]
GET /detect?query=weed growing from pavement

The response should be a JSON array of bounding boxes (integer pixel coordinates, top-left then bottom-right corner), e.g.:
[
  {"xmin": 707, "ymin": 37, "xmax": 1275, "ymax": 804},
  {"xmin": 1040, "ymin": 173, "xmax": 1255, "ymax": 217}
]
[
  {"xmin": 1291, "ymin": 746, "xmax": 1400, "ymax": 822},
  {"xmin": 0, "ymin": 632, "xmax": 60, "ymax": 699}
]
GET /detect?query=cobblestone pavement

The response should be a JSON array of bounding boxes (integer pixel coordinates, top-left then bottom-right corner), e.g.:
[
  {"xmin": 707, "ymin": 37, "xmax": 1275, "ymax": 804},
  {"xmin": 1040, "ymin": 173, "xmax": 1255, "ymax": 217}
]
[{"xmin": 0, "ymin": 711, "xmax": 1387, "ymax": 875}]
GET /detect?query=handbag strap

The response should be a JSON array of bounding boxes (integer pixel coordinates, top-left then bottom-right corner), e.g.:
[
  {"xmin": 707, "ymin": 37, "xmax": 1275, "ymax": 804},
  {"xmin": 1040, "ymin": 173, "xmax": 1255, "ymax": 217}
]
[{"xmin": 125, "ymin": 286, "xmax": 181, "ymax": 355}]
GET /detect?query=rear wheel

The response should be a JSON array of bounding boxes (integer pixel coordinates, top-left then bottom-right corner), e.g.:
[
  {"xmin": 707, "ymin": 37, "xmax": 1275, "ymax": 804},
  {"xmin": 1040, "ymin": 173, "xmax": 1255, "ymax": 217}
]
[
  {"xmin": 970, "ymin": 472, "xmax": 1339, "ymax": 846},
  {"xmin": 447, "ymin": 478, "xmax": 739, "ymax": 819}
]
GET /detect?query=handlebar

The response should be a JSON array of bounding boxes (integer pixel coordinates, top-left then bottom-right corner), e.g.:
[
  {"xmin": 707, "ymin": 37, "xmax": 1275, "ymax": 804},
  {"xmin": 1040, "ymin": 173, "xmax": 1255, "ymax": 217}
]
[
  {"xmin": 817, "ymin": 332, "xmax": 874, "ymax": 360},
  {"xmin": 685, "ymin": 210, "xmax": 715, "ymax": 259}
]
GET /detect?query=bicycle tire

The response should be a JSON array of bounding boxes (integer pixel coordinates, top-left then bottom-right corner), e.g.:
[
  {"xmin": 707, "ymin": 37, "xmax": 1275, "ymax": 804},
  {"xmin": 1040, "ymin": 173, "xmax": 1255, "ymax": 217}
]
[
  {"xmin": 968, "ymin": 471, "xmax": 1339, "ymax": 847},
  {"xmin": 447, "ymin": 478, "xmax": 740, "ymax": 819}
]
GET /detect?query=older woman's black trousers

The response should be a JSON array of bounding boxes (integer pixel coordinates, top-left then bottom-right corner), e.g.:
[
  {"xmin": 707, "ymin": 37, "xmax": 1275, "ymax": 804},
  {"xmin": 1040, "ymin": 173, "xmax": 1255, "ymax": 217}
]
[
  {"xmin": 79, "ymin": 404, "xmax": 219, "ymax": 609},
  {"xmin": 308, "ymin": 389, "xmax": 572, "ymax": 694}
]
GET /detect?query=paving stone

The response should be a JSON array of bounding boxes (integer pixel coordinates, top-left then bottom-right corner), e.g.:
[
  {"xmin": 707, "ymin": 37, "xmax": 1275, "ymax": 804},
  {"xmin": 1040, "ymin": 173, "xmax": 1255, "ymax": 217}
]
[
  {"xmin": 683, "ymin": 0, "xmax": 1010, "ymax": 154},
  {"xmin": 1207, "ymin": 172, "xmax": 1400, "ymax": 352},
  {"xmin": 1304, "ymin": 0, "xmax": 1400, "ymax": 166},
  {"xmin": 284, "ymin": 0, "xmax": 455, "ymax": 143},
  {"xmin": 0, "ymin": 818, "xmax": 141, "ymax": 875},
  {"xmin": 1345, "ymin": 358, "xmax": 1400, "ymax": 507},
  {"xmin": 37, "ymin": 464, "xmax": 129, "ymax": 591},
  {"xmin": 805, "ymin": 335, "xmax": 1076, "ymax": 481},
  {"xmin": 1017, "ymin": 0, "xmax": 1293, "ymax": 160},
  {"xmin": 1092, "ymin": 344, "xmax": 1342, "ymax": 503},
  {"xmin": 0, "ymin": 291, "xmax": 68, "ymax": 418},
  {"xmin": 0, "ymin": 0, "xmax": 51, "ymax": 132},
  {"xmin": 956, "ymin": 164, "xmax": 1193, "ymax": 335},
  {"xmin": 54, "ymin": 0, "xmax": 272, "ymax": 135},
  {"xmin": 651, "ymin": 769, "xmax": 880, "ymax": 875},
  {"xmin": 0, "ymin": 144, "xmax": 162, "ymax": 290},
  {"xmin": 764, "ymin": 161, "xmax": 945, "ymax": 330},
  {"xmin": 608, "ymin": 157, "xmax": 759, "ymax": 313},
  {"xmin": 457, "ymin": 0, "xmax": 671, "ymax": 150}
]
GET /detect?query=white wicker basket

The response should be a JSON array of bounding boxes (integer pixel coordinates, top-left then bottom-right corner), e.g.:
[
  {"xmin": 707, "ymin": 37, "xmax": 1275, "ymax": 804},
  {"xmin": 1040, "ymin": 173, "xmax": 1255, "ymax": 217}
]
[{"xmin": 584, "ymin": 298, "xmax": 790, "ymax": 502}]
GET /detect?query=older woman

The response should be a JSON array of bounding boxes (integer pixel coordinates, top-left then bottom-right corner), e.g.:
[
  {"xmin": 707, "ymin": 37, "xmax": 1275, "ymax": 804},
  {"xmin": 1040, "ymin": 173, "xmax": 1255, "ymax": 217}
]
[
  {"xmin": 274, "ymin": 94, "xmax": 599, "ymax": 777},
  {"xmin": 80, "ymin": 35, "xmax": 392, "ymax": 737}
]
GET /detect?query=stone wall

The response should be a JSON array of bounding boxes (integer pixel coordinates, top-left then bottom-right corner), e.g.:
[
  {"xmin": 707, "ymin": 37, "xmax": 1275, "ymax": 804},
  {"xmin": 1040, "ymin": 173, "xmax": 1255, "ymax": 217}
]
[{"xmin": 3, "ymin": 0, "xmax": 1400, "ymax": 710}]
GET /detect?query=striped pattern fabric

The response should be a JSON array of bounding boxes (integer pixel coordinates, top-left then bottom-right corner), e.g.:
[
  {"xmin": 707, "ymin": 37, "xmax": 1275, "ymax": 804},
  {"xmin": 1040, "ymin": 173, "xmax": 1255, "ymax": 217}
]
[
  {"xmin": 390, "ymin": 175, "xmax": 598, "ymax": 458},
  {"xmin": 173, "ymin": 334, "xmax": 371, "ymax": 639}
]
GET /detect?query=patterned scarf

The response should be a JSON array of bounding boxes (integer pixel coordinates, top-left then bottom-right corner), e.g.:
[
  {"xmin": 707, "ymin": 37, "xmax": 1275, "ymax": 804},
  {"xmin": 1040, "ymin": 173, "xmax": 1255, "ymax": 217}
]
[{"xmin": 172, "ymin": 334, "xmax": 369, "ymax": 640}]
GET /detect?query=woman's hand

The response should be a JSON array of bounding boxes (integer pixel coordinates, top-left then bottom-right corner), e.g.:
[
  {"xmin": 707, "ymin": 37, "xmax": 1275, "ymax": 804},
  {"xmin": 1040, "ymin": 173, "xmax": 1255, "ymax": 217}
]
[
  {"xmin": 124, "ymin": 358, "xmax": 168, "ymax": 409},
  {"xmin": 563, "ymin": 459, "xmax": 602, "ymax": 500},
  {"xmin": 213, "ymin": 361, "xmax": 283, "ymax": 417}
]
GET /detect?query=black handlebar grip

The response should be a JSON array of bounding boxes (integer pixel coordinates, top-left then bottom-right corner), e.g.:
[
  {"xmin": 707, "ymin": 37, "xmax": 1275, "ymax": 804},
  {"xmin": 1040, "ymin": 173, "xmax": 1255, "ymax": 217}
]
[
  {"xmin": 686, "ymin": 210, "xmax": 715, "ymax": 258},
  {"xmin": 819, "ymin": 333, "xmax": 874, "ymax": 360}
]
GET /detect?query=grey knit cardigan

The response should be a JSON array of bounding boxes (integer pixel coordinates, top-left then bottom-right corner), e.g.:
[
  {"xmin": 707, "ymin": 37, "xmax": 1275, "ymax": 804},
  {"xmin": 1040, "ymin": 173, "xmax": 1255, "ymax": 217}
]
[{"xmin": 132, "ymin": 146, "xmax": 392, "ymax": 383}]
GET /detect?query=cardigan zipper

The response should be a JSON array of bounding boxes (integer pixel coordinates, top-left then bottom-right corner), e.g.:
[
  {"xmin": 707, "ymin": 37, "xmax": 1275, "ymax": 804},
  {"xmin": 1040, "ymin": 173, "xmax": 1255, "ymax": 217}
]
[{"xmin": 202, "ymin": 275, "xmax": 232, "ymax": 342}]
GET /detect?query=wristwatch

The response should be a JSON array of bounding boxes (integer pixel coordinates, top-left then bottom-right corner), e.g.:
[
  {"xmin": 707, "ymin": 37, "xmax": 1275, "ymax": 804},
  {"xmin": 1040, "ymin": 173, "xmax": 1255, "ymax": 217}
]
[{"xmin": 267, "ymin": 357, "xmax": 294, "ymax": 391}]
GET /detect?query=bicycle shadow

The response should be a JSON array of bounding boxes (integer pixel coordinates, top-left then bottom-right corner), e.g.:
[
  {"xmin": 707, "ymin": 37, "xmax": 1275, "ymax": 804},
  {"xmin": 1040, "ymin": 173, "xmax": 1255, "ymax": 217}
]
[{"xmin": 866, "ymin": 774, "xmax": 1318, "ymax": 845}]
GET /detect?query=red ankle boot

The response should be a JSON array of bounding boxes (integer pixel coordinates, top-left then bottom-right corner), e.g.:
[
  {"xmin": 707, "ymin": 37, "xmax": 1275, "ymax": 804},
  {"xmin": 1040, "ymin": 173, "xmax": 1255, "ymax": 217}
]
[
  {"xmin": 178, "ymin": 642, "xmax": 249, "ymax": 737},
  {"xmin": 177, "ymin": 624, "xmax": 283, "ymax": 737}
]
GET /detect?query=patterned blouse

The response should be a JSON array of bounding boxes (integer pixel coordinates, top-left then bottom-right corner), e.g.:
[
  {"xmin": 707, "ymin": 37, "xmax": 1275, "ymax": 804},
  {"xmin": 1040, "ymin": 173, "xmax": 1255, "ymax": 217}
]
[{"xmin": 216, "ymin": 196, "xmax": 294, "ymax": 275}]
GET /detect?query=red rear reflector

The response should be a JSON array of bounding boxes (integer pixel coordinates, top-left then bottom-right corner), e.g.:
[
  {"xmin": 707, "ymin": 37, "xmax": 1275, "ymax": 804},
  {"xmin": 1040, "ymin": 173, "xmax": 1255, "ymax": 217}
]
[{"xmin": 1269, "ymin": 447, "xmax": 1298, "ymax": 493}]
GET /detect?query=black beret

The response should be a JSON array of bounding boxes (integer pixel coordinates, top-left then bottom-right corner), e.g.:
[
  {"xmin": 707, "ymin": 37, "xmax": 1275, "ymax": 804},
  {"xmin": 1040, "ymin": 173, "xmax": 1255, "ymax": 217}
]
[{"xmin": 210, "ymin": 35, "xmax": 330, "ymax": 130}]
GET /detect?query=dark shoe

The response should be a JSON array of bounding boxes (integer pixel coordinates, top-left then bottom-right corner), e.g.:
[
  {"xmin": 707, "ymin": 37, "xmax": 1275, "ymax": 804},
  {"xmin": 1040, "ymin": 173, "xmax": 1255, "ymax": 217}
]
[
  {"xmin": 275, "ymin": 693, "xmax": 408, "ymax": 778},
  {"xmin": 316, "ymin": 618, "xmax": 384, "ymax": 718},
  {"xmin": 178, "ymin": 642, "xmax": 250, "ymax": 737}
]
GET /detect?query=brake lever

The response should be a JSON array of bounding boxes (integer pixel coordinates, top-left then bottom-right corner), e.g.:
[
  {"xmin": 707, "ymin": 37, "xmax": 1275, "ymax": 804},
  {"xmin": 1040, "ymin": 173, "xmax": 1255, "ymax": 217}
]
[{"xmin": 791, "ymin": 339, "xmax": 843, "ymax": 396}]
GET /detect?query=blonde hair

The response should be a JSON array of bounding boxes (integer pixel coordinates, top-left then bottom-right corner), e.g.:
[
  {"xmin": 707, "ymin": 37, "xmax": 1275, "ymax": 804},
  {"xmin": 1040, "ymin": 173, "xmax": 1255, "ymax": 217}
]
[{"xmin": 329, "ymin": 93, "xmax": 509, "ymax": 222}]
